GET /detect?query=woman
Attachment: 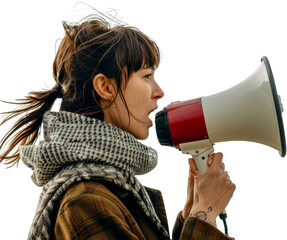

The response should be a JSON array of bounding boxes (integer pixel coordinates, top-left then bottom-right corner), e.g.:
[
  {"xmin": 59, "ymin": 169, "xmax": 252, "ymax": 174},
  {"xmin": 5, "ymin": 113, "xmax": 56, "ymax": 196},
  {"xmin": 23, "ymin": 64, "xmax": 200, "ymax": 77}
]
[{"xmin": 0, "ymin": 15, "xmax": 235, "ymax": 239}]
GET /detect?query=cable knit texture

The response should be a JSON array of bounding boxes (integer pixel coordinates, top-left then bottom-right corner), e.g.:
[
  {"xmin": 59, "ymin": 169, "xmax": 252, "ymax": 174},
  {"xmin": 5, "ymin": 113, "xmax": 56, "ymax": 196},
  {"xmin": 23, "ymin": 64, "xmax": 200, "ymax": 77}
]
[{"xmin": 20, "ymin": 111, "xmax": 168, "ymax": 239}]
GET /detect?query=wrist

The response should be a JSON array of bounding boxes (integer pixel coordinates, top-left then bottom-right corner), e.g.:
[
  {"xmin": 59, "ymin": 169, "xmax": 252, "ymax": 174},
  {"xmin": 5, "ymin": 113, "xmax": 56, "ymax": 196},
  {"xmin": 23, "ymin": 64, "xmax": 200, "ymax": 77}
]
[
  {"xmin": 189, "ymin": 212, "xmax": 217, "ymax": 227},
  {"xmin": 190, "ymin": 206, "xmax": 217, "ymax": 224}
]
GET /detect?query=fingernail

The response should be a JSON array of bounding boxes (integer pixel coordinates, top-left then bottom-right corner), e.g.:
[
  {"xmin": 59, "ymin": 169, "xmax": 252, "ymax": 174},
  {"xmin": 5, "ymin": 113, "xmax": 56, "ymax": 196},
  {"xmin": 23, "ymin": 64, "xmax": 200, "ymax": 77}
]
[{"xmin": 208, "ymin": 157, "xmax": 213, "ymax": 165}]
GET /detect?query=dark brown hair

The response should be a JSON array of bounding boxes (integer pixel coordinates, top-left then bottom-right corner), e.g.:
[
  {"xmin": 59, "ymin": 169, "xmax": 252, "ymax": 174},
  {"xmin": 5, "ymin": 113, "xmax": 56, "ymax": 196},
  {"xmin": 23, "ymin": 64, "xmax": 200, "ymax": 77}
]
[{"xmin": 0, "ymin": 15, "xmax": 160, "ymax": 166}]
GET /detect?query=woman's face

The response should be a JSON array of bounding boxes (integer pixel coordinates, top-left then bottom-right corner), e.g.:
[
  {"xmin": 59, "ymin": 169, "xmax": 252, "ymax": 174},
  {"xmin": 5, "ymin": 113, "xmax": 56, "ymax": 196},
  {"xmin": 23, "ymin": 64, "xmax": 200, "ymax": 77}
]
[{"xmin": 105, "ymin": 67, "xmax": 164, "ymax": 139}]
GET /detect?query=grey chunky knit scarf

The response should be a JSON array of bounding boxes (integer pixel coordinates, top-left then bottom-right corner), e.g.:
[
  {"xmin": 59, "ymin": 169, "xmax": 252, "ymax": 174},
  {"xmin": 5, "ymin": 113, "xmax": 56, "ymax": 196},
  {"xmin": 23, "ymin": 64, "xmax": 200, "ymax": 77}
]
[{"xmin": 20, "ymin": 111, "xmax": 169, "ymax": 239}]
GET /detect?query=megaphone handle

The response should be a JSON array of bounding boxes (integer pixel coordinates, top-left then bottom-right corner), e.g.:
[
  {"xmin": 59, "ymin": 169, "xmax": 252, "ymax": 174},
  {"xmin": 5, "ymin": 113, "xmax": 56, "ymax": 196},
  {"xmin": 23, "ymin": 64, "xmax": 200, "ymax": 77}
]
[
  {"xmin": 192, "ymin": 146, "xmax": 214, "ymax": 173},
  {"xmin": 180, "ymin": 139, "xmax": 215, "ymax": 173}
]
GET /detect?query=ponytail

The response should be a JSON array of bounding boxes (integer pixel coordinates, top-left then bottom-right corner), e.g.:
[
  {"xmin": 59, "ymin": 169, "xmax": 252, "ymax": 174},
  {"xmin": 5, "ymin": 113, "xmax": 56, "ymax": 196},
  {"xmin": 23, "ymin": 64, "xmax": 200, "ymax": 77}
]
[{"xmin": 0, "ymin": 86, "xmax": 61, "ymax": 166}]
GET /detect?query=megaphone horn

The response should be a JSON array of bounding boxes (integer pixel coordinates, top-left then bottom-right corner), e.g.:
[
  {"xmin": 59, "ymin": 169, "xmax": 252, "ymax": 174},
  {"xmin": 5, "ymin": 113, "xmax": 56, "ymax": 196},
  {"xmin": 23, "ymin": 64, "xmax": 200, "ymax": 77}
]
[{"xmin": 155, "ymin": 56, "xmax": 286, "ymax": 173}]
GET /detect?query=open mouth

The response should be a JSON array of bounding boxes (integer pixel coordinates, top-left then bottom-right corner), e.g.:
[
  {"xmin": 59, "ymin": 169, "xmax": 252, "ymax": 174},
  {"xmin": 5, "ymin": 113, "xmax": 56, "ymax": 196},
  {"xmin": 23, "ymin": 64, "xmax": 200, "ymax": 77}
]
[{"xmin": 148, "ymin": 107, "xmax": 158, "ymax": 116}]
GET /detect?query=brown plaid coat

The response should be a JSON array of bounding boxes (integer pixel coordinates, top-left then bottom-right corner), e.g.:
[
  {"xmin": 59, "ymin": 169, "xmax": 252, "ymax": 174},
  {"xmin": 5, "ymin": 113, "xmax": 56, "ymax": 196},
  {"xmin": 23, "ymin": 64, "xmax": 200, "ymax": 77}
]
[{"xmin": 52, "ymin": 181, "xmax": 234, "ymax": 239}]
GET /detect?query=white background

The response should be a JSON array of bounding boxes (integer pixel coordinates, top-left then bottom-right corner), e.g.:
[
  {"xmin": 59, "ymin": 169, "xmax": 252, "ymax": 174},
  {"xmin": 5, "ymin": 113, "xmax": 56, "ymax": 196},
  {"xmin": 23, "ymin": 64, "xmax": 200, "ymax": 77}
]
[{"xmin": 1, "ymin": 1, "xmax": 287, "ymax": 239}]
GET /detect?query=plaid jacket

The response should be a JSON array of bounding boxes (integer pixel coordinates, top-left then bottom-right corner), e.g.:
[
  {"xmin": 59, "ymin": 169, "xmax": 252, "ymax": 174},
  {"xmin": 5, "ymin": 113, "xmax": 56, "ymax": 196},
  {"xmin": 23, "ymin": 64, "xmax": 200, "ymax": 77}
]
[{"xmin": 52, "ymin": 181, "xmax": 234, "ymax": 240}]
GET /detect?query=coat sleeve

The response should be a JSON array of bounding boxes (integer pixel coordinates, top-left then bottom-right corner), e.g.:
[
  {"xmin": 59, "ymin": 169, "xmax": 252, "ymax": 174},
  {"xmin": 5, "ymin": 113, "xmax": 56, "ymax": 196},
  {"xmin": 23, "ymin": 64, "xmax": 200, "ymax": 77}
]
[
  {"xmin": 54, "ymin": 191, "xmax": 144, "ymax": 240},
  {"xmin": 172, "ymin": 211, "xmax": 235, "ymax": 240}
]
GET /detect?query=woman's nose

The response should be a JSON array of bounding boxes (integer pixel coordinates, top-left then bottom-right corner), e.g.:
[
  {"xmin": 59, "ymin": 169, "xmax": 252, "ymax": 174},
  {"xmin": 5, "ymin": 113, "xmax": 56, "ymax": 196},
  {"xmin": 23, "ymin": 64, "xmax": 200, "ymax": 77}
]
[{"xmin": 152, "ymin": 81, "xmax": 164, "ymax": 100}]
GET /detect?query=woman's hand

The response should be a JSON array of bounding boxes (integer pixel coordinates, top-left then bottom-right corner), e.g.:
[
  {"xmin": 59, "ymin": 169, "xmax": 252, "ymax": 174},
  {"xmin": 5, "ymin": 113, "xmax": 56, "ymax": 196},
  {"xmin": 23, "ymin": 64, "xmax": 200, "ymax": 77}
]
[
  {"xmin": 181, "ymin": 155, "xmax": 214, "ymax": 221},
  {"xmin": 189, "ymin": 153, "xmax": 236, "ymax": 222}
]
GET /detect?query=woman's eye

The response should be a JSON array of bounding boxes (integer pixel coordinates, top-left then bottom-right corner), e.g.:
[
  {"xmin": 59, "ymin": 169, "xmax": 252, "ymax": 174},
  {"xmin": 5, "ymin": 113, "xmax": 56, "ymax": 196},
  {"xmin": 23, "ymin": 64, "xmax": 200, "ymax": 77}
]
[{"xmin": 145, "ymin": 74, "xmax": 152, "ymax": 80}]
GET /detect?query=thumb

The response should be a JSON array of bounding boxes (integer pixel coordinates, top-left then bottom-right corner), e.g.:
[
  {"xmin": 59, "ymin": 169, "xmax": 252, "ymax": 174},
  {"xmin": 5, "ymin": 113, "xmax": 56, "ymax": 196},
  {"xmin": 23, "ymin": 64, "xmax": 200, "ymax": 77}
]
[{"xmin": 189, "ymin": 158, "xmax": 201, "ymax": 177}]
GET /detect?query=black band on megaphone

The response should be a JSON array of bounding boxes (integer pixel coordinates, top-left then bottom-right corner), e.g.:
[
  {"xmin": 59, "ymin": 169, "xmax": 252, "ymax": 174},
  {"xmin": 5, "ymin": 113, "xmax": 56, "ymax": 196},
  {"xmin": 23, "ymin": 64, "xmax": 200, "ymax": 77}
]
[{"xmin": 262, "ymin": 56, "xmax": 286, "ymax": 157}]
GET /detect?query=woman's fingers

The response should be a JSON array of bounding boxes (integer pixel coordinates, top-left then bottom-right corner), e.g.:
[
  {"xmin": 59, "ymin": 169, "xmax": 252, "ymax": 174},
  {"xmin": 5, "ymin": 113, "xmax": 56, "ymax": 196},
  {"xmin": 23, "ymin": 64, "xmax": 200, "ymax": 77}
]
[
  {"xmin": 189, "ymin": 158, "xmax": 200, "ymax": 176},
  {"xmin": 211, "ymin": 152, "xmax": 223, "ymax": 168}
]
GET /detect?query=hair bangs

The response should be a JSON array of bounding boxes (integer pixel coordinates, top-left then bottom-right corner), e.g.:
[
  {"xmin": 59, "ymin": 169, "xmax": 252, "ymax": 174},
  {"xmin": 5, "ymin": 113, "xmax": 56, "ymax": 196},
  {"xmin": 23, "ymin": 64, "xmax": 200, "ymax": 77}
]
[{"xmin": 118, "ymin": 27, "xmax": 160, "ymax": 76}]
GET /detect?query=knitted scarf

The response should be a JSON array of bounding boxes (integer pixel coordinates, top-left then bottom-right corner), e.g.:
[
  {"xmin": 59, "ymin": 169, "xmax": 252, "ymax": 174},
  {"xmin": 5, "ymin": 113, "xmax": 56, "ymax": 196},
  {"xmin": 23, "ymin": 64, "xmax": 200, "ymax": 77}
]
[{"xmin": 20, "ymin": 111, "xmax": 169, "ymax": 239}]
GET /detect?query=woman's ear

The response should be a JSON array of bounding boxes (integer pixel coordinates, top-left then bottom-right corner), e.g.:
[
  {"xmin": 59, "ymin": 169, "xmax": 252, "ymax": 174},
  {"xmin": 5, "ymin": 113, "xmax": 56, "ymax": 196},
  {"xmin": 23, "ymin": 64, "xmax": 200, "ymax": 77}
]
[{"xmin": 92, "ymin": 73, "xmax": 116, "ymax": 101}]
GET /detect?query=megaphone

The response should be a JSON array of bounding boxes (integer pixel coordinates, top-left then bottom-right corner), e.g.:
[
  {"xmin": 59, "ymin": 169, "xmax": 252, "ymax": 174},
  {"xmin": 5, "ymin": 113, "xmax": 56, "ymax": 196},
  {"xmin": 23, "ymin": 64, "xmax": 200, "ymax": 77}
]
[{"xmin": 155, "ymin": 57, "xmax": 286, "ymax": 173}]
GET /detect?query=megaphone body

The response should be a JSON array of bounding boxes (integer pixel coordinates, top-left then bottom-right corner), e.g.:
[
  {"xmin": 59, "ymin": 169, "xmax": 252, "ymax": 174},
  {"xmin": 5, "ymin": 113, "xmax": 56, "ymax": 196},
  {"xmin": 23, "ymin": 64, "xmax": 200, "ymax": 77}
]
[{"xmin": 155, "ymin": 57, "xmax": 286, "ymax": 173}]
